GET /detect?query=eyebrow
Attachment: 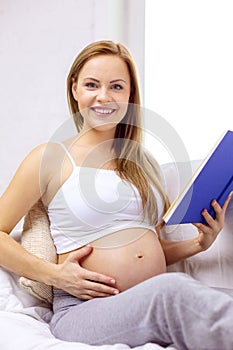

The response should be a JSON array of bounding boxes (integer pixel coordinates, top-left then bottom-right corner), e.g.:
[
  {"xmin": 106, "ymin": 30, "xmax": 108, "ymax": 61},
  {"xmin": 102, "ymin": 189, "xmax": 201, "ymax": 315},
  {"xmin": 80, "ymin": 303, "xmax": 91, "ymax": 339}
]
[{"xmin": 84, "ymin": 77, "xmax": 127, "ymax": 84}]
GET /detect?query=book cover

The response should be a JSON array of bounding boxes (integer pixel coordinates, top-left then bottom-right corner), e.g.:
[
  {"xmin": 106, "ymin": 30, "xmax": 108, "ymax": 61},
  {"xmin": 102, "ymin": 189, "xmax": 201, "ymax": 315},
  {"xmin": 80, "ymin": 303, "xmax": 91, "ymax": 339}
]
[{"xmin": 163, "ymin": 130, "xmax": 233, "ymax": 225}]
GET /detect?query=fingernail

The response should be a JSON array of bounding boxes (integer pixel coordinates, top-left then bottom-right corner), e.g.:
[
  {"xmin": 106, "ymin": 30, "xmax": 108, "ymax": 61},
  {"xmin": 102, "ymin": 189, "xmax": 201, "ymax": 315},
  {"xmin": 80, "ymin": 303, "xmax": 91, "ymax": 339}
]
[
  {"xmin": 113, "ymin": 290, "xmax": 119, "ymax": 295},
  {"xmin": 110, "ymin": 279, "xmax": 115, "ymax": 284},
  {"xmin": 229, "ymin": 191, "xmax": 233, "ymax": 198}
]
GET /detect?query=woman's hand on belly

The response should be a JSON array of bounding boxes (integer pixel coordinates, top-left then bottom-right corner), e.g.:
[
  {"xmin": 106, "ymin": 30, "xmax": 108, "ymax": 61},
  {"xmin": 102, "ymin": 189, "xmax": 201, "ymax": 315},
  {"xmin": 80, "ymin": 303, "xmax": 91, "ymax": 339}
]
[{"xmin": 54, "ymin": 245, "xmax": 119, "ymax": 299}]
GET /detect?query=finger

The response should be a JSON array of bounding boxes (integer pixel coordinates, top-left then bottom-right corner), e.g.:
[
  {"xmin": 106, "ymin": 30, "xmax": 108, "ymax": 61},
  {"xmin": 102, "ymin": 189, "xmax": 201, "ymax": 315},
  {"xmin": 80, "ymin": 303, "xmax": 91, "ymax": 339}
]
[
  {"xmin": 193, "ymin": 222, "xmax": 205, "ymax": 232},
  {"xmin": 66, "ymin": 246, "xmax": 93, "ymax": 264},
  {"xmin": 76, "ymin": 294, "xmax": 93, "ymax": 300},
  {"xmin": 83, "ymin": 269, "xmax": 116, "ymax": 287},
  {"xmin": 77, "ymin": 292, "xmax": 113, "ymax": 300},
  {"xmin": 70, "ymin": 285, "xmax": 118, "ymax": 300},
  {"xmin": 211, "ymin": 199, "xmax": 228, "ymax": 227},
  {"xmin": 83, "ymin": 279, "xmax": 119, "ymax": 296},
  {"xmin": 222, "ymin": 191, "xmax": 233, "ymax": 212},
  {"xmin": 83, "ymin": 288, "xmax": 117, "ymax": 298},
  {"xmin": 211, "ymin": 200, "xmax": 223, "ymax": 222},
  {"xmin": 200, "ymin": 208, "xmax": 215, "ymax": 227}
]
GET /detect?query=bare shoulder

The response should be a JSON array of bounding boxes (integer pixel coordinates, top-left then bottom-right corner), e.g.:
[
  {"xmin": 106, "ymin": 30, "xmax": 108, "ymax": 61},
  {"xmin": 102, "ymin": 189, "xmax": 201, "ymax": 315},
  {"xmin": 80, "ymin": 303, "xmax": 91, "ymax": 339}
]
[
  {"xmin": 24, "ymin": 142, "xmax": 67, "ymax": 172},
  {"xmin": 25, "ymin": 142, "xmax": 64, "ymax": 160}
]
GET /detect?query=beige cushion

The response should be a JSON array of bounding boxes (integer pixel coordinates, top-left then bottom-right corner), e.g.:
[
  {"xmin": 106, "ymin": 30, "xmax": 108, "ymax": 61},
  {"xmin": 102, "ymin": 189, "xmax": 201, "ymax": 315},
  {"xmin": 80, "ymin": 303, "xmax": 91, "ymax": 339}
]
[{"xmin": 19, "ymin": 200, "xmax": 57, "ymax": 304}]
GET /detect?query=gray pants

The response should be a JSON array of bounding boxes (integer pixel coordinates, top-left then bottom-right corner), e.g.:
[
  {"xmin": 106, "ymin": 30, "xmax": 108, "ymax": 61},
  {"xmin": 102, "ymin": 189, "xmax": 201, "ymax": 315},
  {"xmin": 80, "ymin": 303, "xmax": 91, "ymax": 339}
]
[{"xmin": 50, "ymin": 273, "xmax": 233, "ymax": 349}]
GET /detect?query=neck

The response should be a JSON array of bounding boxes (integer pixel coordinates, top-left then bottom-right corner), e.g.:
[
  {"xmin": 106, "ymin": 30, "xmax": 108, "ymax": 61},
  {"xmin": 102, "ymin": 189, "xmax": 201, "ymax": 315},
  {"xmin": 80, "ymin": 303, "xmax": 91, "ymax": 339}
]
[
  {"xmin": 79, "ymin": 127, "xmax": 116, "ymax": 147},
  {"xmin": 71, "ymin": 128, "xmax": 117, "ymax": 168}
]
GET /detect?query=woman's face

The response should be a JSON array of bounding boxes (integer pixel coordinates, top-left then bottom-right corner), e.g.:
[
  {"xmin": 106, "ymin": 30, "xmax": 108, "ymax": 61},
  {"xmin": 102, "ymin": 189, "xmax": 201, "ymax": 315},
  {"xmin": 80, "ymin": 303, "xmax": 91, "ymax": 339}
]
[{"xmin": 72, "ymin": 55, "xmax": 131, "ymax": 133}]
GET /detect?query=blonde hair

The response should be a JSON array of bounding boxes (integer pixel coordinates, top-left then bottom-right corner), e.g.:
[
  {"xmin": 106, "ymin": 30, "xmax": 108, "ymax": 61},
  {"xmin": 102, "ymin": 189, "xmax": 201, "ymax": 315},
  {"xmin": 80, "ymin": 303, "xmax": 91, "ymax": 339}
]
[{"xmin": 67, "ymin": 40, "xmax": 169, "ymax": 226}]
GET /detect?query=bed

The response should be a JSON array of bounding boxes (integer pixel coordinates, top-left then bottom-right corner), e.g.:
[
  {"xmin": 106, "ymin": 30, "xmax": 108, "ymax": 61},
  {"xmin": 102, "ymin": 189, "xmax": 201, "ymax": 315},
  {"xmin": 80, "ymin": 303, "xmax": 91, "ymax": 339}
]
[{"xmin": 0, "ymin": 161, "xmax": 232, "ymax": 350}]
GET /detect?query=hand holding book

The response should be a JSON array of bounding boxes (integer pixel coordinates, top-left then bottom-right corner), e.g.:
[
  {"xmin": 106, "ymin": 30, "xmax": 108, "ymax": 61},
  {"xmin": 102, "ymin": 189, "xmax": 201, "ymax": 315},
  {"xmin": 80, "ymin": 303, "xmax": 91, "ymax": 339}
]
[
  {"xmin": 163, "ymin": 130, "xmax": 233, "ymax": 225},
  {"xmin": 193, "ymin": 191, "xmax": 232, "ymax": 251}
]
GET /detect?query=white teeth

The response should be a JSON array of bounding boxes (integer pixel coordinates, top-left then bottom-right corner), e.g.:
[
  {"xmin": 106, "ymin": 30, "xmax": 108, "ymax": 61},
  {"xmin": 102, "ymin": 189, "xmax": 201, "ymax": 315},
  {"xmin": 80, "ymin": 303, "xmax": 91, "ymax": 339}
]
[{"xmin": 93, "ymin": 108, "xmax": 114, "ymax": 114}]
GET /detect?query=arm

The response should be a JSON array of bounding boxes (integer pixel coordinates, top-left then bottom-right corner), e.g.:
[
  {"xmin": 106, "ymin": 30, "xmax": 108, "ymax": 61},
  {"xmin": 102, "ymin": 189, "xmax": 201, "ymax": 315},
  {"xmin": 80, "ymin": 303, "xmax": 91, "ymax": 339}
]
[
  {"xmin": 0, "ymin": 144, "xmax": 56, "ymax": 282},
  {"xmin": 159, "ymin": 236, "xmax": 202, "ymax": 266},
  {"xmin": 0, "ymin": 145, "xmax": 118, "ymax": 298},
  {"xmin": 158, "ymin": 193, "xmax": 232, "ymax": 265}
]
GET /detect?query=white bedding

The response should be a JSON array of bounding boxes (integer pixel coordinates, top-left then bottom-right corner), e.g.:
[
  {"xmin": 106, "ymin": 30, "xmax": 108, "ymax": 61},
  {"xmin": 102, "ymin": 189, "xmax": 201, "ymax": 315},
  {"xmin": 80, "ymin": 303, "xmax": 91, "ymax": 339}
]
[{"xmin": 0, "ymin": 161, "xmax": 232, "ymax": 350}]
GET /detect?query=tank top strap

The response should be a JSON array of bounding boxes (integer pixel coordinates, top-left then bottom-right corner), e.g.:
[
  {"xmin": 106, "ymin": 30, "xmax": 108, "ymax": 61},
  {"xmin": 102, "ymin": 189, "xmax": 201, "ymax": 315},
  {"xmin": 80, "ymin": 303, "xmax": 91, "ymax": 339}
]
[{"xmin": 57, "ymin": 142, "xmax": 77, "ymax": 169}]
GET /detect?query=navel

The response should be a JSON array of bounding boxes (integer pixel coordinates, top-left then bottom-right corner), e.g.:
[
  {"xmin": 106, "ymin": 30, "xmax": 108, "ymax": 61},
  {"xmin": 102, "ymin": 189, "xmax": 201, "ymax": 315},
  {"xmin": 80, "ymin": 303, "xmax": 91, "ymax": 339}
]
[{"xmin": 136, "ymin": 252, "xmax": 144, "ymax": 259}]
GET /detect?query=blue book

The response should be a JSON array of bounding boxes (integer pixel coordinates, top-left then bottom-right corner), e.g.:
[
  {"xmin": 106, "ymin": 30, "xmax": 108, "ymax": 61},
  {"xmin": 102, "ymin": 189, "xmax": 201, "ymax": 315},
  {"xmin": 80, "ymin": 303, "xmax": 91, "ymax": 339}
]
[{"xmin": 163, "ymin": 130, "xmax": 233, "ymax": 225}]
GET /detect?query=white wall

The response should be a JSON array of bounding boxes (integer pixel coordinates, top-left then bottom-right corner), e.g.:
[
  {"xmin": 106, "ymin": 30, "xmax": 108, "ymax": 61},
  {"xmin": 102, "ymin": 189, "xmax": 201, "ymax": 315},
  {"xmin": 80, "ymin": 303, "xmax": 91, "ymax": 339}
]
[
  {"xmin": 0, "ymin": 0, "xmax": 145, "ymax": 194},
  {"xmin": 144, "ymin": 0, "xmax": 233, "ymax": 164}
]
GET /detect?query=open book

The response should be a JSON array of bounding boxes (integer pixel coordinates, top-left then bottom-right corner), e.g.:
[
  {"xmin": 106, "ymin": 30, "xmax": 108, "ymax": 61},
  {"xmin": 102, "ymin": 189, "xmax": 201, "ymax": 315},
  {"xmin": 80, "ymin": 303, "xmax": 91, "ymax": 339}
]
[{"xmin": 163, "ymin": 130, "xmax": 233, "ymax": 225}]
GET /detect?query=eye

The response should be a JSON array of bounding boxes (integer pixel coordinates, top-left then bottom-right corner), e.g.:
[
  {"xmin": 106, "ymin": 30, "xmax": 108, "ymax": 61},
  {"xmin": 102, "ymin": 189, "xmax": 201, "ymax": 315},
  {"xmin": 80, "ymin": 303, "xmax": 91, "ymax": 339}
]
[
  {"xmin": 111, "ymin": 84, "xmax": 123, "ymax": 91},
  {"xmin": 85, "ymin": 82, "xmax": 98, "ymax": 89}
]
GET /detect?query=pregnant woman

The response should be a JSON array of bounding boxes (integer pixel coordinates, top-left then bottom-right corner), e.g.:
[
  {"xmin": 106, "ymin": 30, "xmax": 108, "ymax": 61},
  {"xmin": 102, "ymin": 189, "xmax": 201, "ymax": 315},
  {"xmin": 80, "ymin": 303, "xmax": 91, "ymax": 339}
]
[{"xmin": 0, "ymin": 40, "xmax": 232, "ymax": 350}]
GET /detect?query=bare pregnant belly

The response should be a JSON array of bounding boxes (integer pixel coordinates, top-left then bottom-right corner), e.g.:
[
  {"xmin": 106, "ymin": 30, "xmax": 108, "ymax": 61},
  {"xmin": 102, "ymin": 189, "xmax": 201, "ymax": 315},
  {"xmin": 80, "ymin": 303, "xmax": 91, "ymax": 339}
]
[{"xmin": 58, "ymin": 228, "xmax": 166, "ymax": 292}]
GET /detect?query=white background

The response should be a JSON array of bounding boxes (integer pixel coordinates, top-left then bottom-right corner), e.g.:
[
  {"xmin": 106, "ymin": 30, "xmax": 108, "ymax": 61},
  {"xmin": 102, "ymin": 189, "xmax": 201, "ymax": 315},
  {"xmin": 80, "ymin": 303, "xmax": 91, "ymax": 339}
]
[
  {"xmin": 144, "ymin": 0, "xmax": 233, "ymax": 164},
  {"xmin": 0, "ymin": 0, "xmax": 145, "ymax": 194}
]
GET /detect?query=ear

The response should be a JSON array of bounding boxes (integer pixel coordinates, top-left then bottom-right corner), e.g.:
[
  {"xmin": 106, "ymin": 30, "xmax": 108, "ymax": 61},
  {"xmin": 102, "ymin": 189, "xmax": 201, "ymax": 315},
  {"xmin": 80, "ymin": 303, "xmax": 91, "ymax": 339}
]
[{"xmin": 71, "ymin": 82, "xmax": 78, "ymax": 101}]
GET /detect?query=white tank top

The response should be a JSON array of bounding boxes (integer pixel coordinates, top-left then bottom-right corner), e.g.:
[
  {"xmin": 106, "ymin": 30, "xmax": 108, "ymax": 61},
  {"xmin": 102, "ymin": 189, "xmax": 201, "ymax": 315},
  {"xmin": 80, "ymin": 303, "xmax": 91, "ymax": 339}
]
[{"xmin": 47, "ymin": 143, "xmax": 164, "ymax": 254}]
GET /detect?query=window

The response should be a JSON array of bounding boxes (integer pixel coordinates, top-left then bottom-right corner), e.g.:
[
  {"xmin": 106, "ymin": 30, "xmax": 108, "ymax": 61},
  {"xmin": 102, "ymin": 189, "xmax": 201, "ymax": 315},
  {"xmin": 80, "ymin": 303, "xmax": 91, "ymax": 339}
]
[{"xmin": 144, "ymin": 0, "xmax": 233, "ymax": 164}]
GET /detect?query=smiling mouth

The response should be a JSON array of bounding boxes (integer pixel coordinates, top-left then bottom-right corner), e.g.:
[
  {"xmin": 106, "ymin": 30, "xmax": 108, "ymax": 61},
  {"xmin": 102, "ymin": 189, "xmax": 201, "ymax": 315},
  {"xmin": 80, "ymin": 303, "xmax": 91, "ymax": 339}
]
[{"xmin": 91, "ymin": 107, "xmax": 116, "ymax": 117}]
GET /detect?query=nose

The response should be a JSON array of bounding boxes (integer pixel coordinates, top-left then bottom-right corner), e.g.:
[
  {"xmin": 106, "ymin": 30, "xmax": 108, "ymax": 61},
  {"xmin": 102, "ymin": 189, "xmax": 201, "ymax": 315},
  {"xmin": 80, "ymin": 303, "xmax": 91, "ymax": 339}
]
[{"xmin": 96, "ymin": 87, "xmax": 112, "ymax": 102}]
